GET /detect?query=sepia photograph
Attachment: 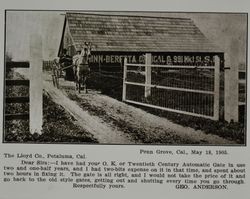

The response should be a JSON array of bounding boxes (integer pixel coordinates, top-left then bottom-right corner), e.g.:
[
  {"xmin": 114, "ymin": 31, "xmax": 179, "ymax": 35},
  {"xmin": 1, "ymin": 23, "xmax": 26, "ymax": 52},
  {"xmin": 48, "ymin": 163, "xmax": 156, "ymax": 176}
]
[{"xmin": 3, "ymin": 10, "xmax": 247, "ymax": 145}]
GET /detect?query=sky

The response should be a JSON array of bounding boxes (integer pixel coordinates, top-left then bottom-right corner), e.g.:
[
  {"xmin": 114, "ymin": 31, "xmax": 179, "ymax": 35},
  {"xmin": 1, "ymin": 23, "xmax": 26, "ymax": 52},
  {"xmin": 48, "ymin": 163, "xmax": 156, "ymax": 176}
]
[
  {"xmin": 6, "ymin": 11, "xmax": 65, "ymax": 60},
  {"xmin": 5, "ymin": 11, "xmax": 247, "ymax": 67}
]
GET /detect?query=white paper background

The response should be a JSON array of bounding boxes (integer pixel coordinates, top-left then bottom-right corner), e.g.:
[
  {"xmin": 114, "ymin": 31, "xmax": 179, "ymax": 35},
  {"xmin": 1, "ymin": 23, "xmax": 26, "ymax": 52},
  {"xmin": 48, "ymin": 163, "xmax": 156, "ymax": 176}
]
[{"xmin": 0, "ymin": 0, "xmax": 249, "ymax": 199}]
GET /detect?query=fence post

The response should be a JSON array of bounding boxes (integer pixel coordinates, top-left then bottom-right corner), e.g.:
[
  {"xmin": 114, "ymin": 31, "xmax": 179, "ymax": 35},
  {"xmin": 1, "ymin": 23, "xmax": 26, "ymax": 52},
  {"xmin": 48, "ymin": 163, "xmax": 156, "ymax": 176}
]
[
  {"xmin": 224, "ymin": 53, "xmax": 239, "ymax": 122},
  {"xmin": 213, "ymin": 56, "xmax": 220, "ymax": 120},
  {"xmin": 122, "ymin": 57, "xmax": 127, "ymax": 101},
  {"xmin": 145, "ymin": 53, "xmax": 152, "ymax": 98},
  {"xmin": 30, "ymin": 34, "xmax": 43, "ymax": 134}
]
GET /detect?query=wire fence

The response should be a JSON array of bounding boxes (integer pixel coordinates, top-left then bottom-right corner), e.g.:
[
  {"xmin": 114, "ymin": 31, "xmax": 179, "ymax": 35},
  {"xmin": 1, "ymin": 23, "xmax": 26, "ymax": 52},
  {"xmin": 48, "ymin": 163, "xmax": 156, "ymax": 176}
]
[
  {"xmin": 123, "ymin": 56, "xmax": 220, "ymax": 120},
  {"xmin": 43, "ymin": 60, "xmax": 54, "ymax": 71}
]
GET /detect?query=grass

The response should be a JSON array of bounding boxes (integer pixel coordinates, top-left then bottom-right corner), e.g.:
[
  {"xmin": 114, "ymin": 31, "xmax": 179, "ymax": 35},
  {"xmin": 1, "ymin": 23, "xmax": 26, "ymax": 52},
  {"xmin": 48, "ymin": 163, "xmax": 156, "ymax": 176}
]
[
  {"xmin": 5, "ymin": 92, "xmax": 98, "ymax": 143},
  {"xmin": 4, "ymin": 69, "xmax": 98, "ymax": 143},
  {"xmin": 87, "ymin": 71, "xmax": 123, "ymax": 100},
  {"xmin": 65, "ymin": 91, "xmax": 199, "ymax": 145},
  {"xmin": 87, "ymin": 70, "xmax": 246, "ymax": 144}
]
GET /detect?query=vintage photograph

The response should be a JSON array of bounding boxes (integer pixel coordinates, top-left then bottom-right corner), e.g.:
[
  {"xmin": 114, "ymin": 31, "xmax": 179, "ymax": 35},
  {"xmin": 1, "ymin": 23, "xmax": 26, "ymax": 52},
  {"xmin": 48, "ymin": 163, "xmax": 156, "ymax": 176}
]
[{"xmin": 3, "ymin": 10, "xmax": 247, "ymax": 145}]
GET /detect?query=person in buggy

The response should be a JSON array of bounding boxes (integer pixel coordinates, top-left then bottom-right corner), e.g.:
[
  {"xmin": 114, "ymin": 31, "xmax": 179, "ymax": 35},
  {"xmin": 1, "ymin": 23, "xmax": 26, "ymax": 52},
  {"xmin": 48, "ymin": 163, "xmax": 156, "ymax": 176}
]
[{"xmin": 59, "ymin": 48, "xmax": 74, "ymax": 81}]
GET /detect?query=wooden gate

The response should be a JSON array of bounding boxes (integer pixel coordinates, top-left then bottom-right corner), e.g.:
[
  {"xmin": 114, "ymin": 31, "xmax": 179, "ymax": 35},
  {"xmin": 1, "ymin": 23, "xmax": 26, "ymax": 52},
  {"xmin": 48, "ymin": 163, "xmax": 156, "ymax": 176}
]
[
  {"xmin": 4, "ymin": 34, "xmax": 43, "ymax": 135},
  {"xmin": 5, "ymin": 61, "xmax": 30, "ymax": 121},
  {"xmin": 123, "ymin": 54, "xmax": 220, "ymax": 120}
]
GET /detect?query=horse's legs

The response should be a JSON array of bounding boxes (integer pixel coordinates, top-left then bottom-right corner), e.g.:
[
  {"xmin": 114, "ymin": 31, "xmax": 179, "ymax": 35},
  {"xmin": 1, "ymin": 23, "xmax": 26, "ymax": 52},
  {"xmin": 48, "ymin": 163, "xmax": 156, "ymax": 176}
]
[
  {"xmin": 78, "ymin": 78, "xmax": 81, "ymax": 94},
  {"xmin": 55, "ymin": 75, "xmax": 59, "ymax": 88},
  {"xmin": 55, "ymin": 70, "xmax": 59, "ymax": 88},
  {"xmin": 83, "ymin": 76, "xmax": 87, "ymax": 93},
  {"xmin": 79, "ymin": 74, "xmax": 84, "ymax": 94},
  {"xmin": 75, "ymin": 68, "xmax": 80, "ymax": 93},
  {"xmin": 75, "ymin": 71, "xmax": 78, "ymax": 91}
]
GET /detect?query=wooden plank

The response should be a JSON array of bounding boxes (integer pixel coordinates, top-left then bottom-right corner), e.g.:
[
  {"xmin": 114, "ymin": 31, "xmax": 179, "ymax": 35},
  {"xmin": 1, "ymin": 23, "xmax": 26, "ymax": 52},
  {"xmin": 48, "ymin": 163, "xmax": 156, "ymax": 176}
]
[
  {"xmin": 126, "ymin": 63, "xmax": 215, "ymax": 69},
  {"xmin": 124, "ymin": 99, "xmax": 214, "ymax": 120},
  {"xmin": 239, "ymin": 102, "xmax": 246, "ymax": 106},
  {"xmin": 6, "ymin": 80, "xmax": 29, "ymax": 86},
  {"xmin": 125, "ymin": 81, "xmax": 214, "ymax": 95},
  {"xmin": 224, "ymin": 52, "xmax": 239, "ymax": 122},
  {"xmin": 122, "ymin": 58, "xmax": 127, "ymax": 101},
  {"xmin": 5, "ymin": 113, "xmax": 29, "ymax": 120},
  {"xmin": 239, "ymin": 79, "xmax": 246, "ymax": 84},
  {"xmin": 145, "ymin": 53, "xmax": 152, "ymax": 98},
  {"xmin": 213, "ymin": 56, "xmax": 220, "ymax": 120},
  {"xmin": 5, "ymin": 97, "xmax": 29, "ymax": 103},
  {"xmin": 30, "ymin": 34, "xmax": 43, "ymax": 134},
  {"xmin": 6, "ymin": 61, "xmax": 29, "ymax": 68}
]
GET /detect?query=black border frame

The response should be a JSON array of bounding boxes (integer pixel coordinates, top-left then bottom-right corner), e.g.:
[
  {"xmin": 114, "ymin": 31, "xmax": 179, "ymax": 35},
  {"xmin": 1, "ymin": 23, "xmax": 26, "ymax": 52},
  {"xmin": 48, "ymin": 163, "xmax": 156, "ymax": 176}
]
[{"xmin": 2, "ymin": 9, "xmax": 248, "ymax": 147}]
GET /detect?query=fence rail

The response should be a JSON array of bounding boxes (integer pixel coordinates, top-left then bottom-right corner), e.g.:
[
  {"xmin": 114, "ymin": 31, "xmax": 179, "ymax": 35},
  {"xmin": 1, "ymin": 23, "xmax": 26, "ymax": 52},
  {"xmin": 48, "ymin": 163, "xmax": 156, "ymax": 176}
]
[
  {"xmin": 6, "ymin": 61, "xmax": 29, "ymax": 68},
  {"xmin": 5, "ymin": 61, "xmax": 30, "ymax": 137},
  {"xmin": 5, "ymin": 96, "xmax": 29, "ymax": 103},
  {"xmin": 5, "ymin": 61, "xmax": 30, "ymax": 123},
  {"xmin": 5, "ymin": 113, "xmax": 29, "ymax": 120},
  {"xmin": 4, "ymin": 34, "xmax": 44, "ymax": 135},
  {"xmin": 6, "ymin": 79, "xmax": 29, "ymax": 86}
]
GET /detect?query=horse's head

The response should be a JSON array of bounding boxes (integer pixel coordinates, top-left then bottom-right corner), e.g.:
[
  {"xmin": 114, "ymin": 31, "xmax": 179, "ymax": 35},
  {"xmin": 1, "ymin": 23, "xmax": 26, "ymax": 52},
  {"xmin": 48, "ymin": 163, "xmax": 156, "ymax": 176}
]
[
  {"xmin": 75, "ymin": 42, "xmax": 92, "ymax": 65},
  {"xmin": 80, "ymin": 42, "xmax": 92, "ymax": 57}
]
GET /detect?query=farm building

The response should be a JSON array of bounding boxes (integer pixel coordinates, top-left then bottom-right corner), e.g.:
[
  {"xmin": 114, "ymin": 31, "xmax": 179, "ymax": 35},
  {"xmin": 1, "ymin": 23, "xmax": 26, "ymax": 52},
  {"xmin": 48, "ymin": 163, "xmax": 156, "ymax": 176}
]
[
  {"xmin": 57, "ymin": 12, "xmax": 242, "ymax": 122},
  {"xmin": 58, "ymin": 12, "xmax": 224, "ymax": 68}
]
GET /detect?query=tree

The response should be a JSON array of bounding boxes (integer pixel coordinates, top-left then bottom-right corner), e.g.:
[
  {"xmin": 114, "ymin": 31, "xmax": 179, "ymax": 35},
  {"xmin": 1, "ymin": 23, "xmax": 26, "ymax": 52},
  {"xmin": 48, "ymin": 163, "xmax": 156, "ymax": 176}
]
[
  {"xmin": 5, "ymin": 52, "xmax": 13, "ymax": 74},
  {"xmin": 5, "ymin": 52, "xmax": 13, "ymax": 62}
]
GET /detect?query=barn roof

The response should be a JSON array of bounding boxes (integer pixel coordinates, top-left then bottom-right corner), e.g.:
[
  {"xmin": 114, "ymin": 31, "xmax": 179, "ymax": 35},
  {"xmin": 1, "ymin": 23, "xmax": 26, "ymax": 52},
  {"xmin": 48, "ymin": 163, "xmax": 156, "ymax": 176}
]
[{"xmin": 64, "ymin": 12, "xmax": 222, "ymax": 53}]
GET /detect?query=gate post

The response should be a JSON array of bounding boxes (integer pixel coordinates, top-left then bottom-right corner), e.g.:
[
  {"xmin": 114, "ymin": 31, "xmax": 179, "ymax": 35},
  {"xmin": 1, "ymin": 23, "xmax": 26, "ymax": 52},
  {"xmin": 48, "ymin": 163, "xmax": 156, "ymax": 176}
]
[
  {"xmin": 224, "ymin": 53, "xmax": 239, "ymax": 122},
  {"xmin": 145, "ymin": 53, "xmax": 152, "ymax": 98},
  {"xmin": 214, "ymin": 56, "xmax": 220, "ymax": 120},
  {"xmin": 30, "ymin": 34, "xmax": 43, "ymax": 134},
  {"xmin": 122, "ymin": 57, "xmax": 127, "ymax": 101}
]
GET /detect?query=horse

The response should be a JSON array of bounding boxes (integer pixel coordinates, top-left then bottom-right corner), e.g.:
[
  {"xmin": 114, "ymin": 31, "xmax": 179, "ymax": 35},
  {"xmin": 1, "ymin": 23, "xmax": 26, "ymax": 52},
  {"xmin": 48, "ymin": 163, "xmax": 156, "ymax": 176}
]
[{"xmin": 73, "ymin": 42, "xmax": 92, "ymax": 93}]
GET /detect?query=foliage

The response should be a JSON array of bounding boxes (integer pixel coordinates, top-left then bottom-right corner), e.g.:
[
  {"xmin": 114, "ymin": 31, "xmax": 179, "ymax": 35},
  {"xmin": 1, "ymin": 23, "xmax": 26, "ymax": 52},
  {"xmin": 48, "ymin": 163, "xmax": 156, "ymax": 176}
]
[
  {"xmin": 5, "ymin": 93, "xmax": 98, "ymax": 143},
  {"xmin": 4, "ymin": 69, "xmax": 98, "ymax": 143},
  {"xmin": 5, "ymin": 52, "xmax": 13, "ymax": 62},
  {"xmin": 87, "ymin": 71, "xmax": 123, "ymax": 100}
]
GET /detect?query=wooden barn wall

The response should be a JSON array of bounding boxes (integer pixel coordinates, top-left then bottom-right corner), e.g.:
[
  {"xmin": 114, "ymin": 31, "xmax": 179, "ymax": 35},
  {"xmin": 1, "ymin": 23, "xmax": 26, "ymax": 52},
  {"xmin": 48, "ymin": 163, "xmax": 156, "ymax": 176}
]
[{"xmin": 63, "ymin": 21, "xmax": 75, "ymax": 57}]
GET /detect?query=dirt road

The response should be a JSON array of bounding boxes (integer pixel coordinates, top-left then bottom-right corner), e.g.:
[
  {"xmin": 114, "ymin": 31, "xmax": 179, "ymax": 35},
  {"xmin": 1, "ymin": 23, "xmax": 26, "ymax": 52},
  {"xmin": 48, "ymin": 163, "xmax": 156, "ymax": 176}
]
[
  {"xmin": 41, "ymin": 72, "xmax": 235, "ymax": 145},
  {"xmin": 43, "ymin": 77, "xmax": 134, "ymax": 144}
]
